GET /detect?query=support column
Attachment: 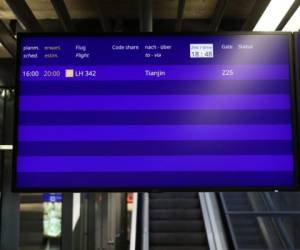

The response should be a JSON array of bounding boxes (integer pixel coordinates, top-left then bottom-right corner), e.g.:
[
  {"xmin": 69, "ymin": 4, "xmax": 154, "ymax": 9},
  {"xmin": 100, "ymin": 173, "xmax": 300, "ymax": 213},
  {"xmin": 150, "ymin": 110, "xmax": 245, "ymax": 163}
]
[
  {"xmin": 139, "ymin": 0, "xmax": 153, "ymax": 32},
  {"xmin": 87, "ymin": 193, "xmax": 96, "ymax": 250},
  {"xmin": 0, "ymin": 89, "xmax": 19, "ymax": 250},
  {"xmin": 61, "ymin": 193, "xmax": 73, "ymax": 250},
  {"xmin": 0, "ymin": 151, "xmax": 20, "ymax": 250}
]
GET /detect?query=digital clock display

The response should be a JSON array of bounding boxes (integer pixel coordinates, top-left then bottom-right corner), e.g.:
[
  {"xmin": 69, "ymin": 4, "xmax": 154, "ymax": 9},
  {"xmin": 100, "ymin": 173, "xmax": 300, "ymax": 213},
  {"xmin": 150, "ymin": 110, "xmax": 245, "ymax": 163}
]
[{"xmin": 190, "ymin": 43, "xmax": 214, "ymax": 58}]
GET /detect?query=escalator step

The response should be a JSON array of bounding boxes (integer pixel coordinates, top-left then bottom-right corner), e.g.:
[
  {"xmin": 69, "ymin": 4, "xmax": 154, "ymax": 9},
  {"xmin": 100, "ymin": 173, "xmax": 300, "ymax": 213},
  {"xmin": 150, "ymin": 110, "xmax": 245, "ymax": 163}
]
[
  {"xmin": 150, "ymin": 199, "xmax": 199, "ymax": 209},
  {"xmin": 20, "ymin": 247, "xmax": 45, "ymax": 250},
  {"xmin": 150, "ymin": 193, "xmax": 198, "ymax": 199},
  {"xmin": 20, "ymin": 232, "xmax": 44, "ymax": 246},
  {"xmin": 222, "ymin": 192, "xmax": 247, "ymax": 197},
  {"xmin": 21, "ymin": 220, "xmax": 43, "ymax": 232},
  {"xmin": 150, "ymin": 209, "xmax": 202, "ymax": 220},
  {"xmin": 150, "ymin": 232, "xmax": 206, "ymax": 246},
  {"xmin": 230, "ymin": 217, "xmax": 260, "ymax": 225},
  {"xmin": 20, "ymin": 194, "xmax": 43, "ymax": 204},
  {"xmin": 238, "ymin": 242, "xmax": 267, "ymax": 249},
  {"xmin": 222, "ymin": 196, "xmax": 249, "ymax": 201},
  {"xmin": 20, "ymin": 211, "xmax": 43, "ymax": 221},
  {"xmin": 225, "ymin": 206, "xmax": 253, "ymax": 211},
  {"xmin": 236, "ymin": 234, "xmax": 267, "ymax": 244},
  {"xmin": 234, "ymin": 226, "xmax": 262, "ymax": 235},
  {"xmin": 150, "ymin": 246, "xmax": 209, "ymax": 250},
  {"xmin": 150, "ymin": 220, "xmax": 204, "ymax": 232}
]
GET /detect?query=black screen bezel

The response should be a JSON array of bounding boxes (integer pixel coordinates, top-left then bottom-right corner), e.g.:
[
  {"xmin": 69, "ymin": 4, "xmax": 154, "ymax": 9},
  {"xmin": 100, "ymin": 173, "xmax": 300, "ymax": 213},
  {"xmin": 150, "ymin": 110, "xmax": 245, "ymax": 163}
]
[{"xmin": 12, "ymin": 32, "xmax": 300, "ymax": 192}]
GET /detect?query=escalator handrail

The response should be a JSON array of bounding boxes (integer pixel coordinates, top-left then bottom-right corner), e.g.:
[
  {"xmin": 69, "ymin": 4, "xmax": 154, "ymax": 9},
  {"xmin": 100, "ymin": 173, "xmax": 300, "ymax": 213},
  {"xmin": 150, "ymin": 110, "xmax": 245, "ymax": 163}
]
[
  {"xmin": 142, "ymin": 193, "xmax": 149, "ymax": 250},
  {"xmin": 130, "ymin": 193, "xmax": 139, "ymax": 250},
  {"xmin": 199, "ymin": 192, "xmax": 229, "ymax": 250}
]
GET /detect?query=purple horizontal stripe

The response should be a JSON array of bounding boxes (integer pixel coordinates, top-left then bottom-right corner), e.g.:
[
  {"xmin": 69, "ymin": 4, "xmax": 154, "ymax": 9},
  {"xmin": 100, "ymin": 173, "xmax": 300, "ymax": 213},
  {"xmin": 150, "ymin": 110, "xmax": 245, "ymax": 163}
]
[
  {"xmin": 18, "ymin": 125, "xmax": 292, "ymax": 141},
  {"xmin": 18, "ymin": 110, "xmax": 292, "ymax": 125},
  {"xmin": 20, "ymin": 65, "xmax": 289, "ymax": 81},
  {"xmin": 19, "ymin": 95, "xmax": 291, "ymax": 111},
  {"xmin": 16, "ymin": 171, "xmax": 295, "ymax": 189},
  {"xmin": 19, "ymin": 80, "xmax": 291, "ymax": 96},
  {"xmin": 17, "ymin": 140, "xmax": 292, "ymax": 156},
  {"xmin": 17, "ymin": 155, "xmax": 294, "ymax": 172}
]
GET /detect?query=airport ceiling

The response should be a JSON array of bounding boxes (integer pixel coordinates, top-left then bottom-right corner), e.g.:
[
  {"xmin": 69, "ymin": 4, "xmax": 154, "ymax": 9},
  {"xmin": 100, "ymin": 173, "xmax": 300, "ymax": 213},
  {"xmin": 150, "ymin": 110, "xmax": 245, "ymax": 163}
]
[
  {"xmin": 0, "ymin": 0, "xmax": 253, "ymax": 20},
  {"xmin": 0, "ymin": 0, "xmax": 295, "ymax": 58}
]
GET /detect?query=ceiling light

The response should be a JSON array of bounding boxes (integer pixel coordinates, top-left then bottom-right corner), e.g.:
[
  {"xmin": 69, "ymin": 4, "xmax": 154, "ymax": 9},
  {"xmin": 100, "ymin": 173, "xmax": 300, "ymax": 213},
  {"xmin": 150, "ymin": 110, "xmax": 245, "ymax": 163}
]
[
  {"xmin": 253, "ymin": 0, "xmax": 295, "ymax": 31},
  {"xmin": 283, "ymin": 6, "xmax": 300, "ymax": 31}
]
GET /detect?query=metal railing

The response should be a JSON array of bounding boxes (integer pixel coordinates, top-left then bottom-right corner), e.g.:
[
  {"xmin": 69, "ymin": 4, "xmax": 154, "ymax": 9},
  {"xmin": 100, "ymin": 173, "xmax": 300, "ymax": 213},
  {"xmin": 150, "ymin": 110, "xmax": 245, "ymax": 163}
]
[{"xmin": 220, "ymin": 192, "xmax": 299, "ymax": 250}]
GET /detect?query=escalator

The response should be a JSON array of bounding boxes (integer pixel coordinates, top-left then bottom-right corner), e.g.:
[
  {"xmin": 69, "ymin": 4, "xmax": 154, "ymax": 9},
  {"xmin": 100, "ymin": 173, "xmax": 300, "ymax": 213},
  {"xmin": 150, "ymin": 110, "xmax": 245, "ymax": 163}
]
[
  {"xmin": 149, "ymin": 192, "xmax": 208, "ymax": 250},
  {"xmin": 131, "ymin": 192, "xmax": 228, "ymax": 250},
  {"xmin": 131, "ymin": 191, "xmax": 297, "ymax": 250},
  {"xmin": 19, "ymin": 193, "xmax": 62, "ymax": 250},
  {"xmin": 20, "ymin": 193, "xmax": 45, "ymax": 250}
]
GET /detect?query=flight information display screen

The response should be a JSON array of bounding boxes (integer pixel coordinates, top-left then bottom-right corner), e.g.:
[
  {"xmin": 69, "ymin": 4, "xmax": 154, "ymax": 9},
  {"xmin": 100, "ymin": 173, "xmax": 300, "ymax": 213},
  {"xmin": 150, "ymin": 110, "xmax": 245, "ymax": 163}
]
[{"xmin": 14, "ymin": 33, "xmax": 298, "ymax": 190}]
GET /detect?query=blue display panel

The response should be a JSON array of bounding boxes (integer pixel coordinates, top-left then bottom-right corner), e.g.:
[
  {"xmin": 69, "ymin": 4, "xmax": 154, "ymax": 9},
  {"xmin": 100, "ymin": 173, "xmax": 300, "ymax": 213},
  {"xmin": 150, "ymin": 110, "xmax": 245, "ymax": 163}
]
[{"xmin": 14, "ymin": 33, "xmax": 298, "ymax": 190}]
